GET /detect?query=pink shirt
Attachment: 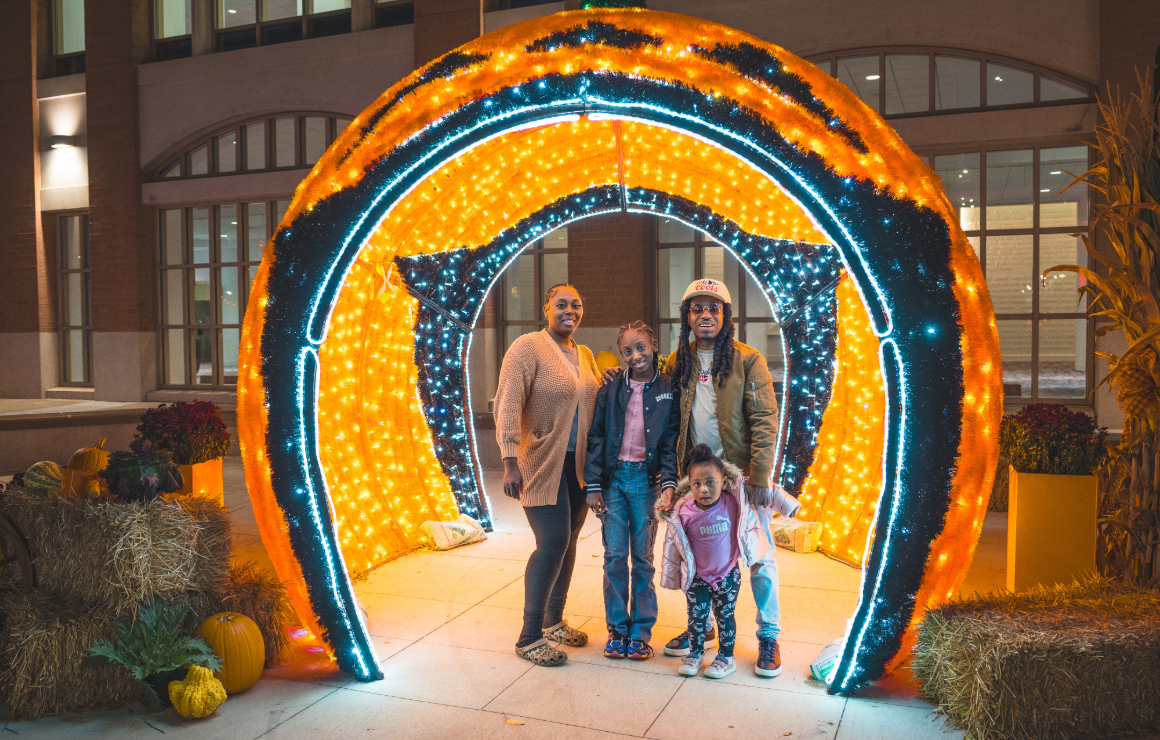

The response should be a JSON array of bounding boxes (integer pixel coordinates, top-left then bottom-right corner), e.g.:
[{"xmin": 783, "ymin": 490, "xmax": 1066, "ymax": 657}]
[
  {"xmin": 679, "ymin": 493, "xmax": 740, "ymax": 589},
  {"xmin": 617, "ymin": 375, "xmax": 649, "ymax": 462}
]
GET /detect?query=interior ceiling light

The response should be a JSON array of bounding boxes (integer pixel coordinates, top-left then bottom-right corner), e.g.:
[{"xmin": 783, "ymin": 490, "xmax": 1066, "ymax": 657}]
[{"xmin": 866, "ymin": 74, "xmax": 880, "ymax": 80}]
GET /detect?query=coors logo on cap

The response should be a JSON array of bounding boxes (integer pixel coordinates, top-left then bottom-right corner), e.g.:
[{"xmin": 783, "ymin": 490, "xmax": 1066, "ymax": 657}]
[{"xmin": 681, "ymin": 277, "xmax": 732, "ymax": 305}]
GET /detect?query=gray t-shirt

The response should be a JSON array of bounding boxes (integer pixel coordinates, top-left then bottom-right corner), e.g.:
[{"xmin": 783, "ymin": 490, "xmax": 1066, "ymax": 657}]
[
  {"xmin": 567, "ymin": 408, "xmax": 579, "ymax": 452},
  {"xmin": 691, "ymin": 349, "xmax": 724, "ymax": 457}
]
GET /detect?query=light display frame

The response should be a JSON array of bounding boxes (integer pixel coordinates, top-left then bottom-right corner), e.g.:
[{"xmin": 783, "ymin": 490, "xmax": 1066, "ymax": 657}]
[{"xmin": 237, "ymin": 8, "xmax": 1001, "ymax": 694}]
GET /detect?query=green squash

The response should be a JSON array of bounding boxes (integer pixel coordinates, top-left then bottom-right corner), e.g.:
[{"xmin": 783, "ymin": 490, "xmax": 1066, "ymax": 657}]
[{"xmin": 23, "ymin": 460, "xmax": 63, "ymax": 495}]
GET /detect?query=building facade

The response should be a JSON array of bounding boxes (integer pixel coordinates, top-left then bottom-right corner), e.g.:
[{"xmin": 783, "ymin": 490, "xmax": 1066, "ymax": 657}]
[{"xmin": 1, "ymin": 0, "xmax": 1157, "ymax": 432}]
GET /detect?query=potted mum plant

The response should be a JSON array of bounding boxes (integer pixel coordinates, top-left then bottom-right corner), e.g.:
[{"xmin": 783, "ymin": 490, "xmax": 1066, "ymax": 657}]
[
  {"xmin": 84, "ymin": 597, "xmax": 223, "ymax": 711},
  {"xmin": 134, "ymin": 401, "xmax": 231, "ymax": 506},
  {"xmin": 1000, "ymin": 403, "xmax": 1108, "ymax": 591}
]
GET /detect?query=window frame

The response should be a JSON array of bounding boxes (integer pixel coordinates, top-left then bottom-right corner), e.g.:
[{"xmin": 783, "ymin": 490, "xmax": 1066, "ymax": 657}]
[
  {"xmin": 57, "ymin": 211, "xmax": 93, "ymax": 387},
  {"xmin": 912, "ymin": 141, "xmax": 1095, "ymax": 404},
  {"xmin": 156, "ymin": 200, "xmax": 288, "ymax": 389},
  {"xmin": 809, "ymin": 47, "xmax": 1095, "ymax": 119},
  {"xmin": 497, "ymin": 235, "xmax": 569, "ymax": 356},
  {"xmin": 151, "ymin": 0, "xmax": 194, "ymax": 61},
  {"xmin": 652, "ymin": 217, "xmax": 784, "ymax": 383},
  {"xmin": 214, "ymin": 0, "xmax": 353, "ymax": 52},
  {"xmin": 153, "ymin": 113, "xmax": 354, "ymax": 181},
  {"xmin": 51, "ymin": 0, "xmax": 86, "ymax": 76}
]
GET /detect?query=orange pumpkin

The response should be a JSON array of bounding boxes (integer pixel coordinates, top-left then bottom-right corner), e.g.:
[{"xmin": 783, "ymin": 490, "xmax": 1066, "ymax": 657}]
[
  {"xmin": 194, "ymin": 612, "xmax": 265, "ymax": 694},
  {"xmin": 67, "ymin": 437, "xmax": 111, "ymax": 497},
  {"xmin": 67, "ymin": 437, "xmax": 110, "ymax": 475},
  {"xmin": 58, "ymin": 469, "xmax": 92, "ymax": 498}
]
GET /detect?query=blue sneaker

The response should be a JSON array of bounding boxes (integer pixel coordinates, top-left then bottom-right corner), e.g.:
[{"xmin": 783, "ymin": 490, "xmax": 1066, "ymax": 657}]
[{"xmin": 604, "ymin": 635, "xmax": 627, "ymax": 659}]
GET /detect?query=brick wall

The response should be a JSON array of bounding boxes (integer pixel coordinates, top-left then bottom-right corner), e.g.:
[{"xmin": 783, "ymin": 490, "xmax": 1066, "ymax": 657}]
[
  {"xmin": 414, "ymin": 0, "xmax": 481, "ymax": 67},
  {"xmin": 566, "ymin": 211, "xmax": 654, "ymax": 328},
  {"xmin": 1099, "ymin": 0, "xmax": 1160, "ymax": 99},
  {"xmin": 0, "ymin": 0, "xmax": 45, "ymax": 335},
  {"xmin": 85, "ymin": 0, "xmax": 156, "ymax": 333}
]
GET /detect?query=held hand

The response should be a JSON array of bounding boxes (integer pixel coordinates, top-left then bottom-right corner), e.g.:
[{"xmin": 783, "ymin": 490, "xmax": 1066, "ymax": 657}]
[
  {"xmin": 586, "ymin": 491, "xmax": 606, "ymax": 514},
  {"xmin": 502, "ymin": 458, "xmax": 523, "ymax": 500},
  {"xmin": 656, "ymin": 487, "xmax": 676, "ymax": 512},
  {"xmin": 600, "ymin": 366, "xmax": 623, "ymax": 385}
]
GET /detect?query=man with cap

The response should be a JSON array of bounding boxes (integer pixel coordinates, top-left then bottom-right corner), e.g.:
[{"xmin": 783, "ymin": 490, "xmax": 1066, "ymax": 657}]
[{"xmin": 655, "ymin": 277, "xmax": 800, "ymax": 678}]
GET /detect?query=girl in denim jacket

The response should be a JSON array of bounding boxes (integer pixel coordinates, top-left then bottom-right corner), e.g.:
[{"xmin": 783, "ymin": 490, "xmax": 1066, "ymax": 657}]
[{"xmin": 584, "ymin": 321, "xmax": 680, "ymax": 660}]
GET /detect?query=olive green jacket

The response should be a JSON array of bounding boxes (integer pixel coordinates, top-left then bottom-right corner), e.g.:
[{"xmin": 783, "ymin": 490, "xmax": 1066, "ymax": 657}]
[{"xmin": 665, "ymin": 341, "xmax": 779, "ymax": 485}]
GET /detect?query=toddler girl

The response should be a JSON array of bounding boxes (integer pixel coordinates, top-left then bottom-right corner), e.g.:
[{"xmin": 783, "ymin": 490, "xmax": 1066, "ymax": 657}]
[
  {"xmin": 584, "ymin": 321, "xmax": 680, "ymax": 660},
  {"xmin": 659, "ymin": 443, "xmax": 767, "ymax": 679}
]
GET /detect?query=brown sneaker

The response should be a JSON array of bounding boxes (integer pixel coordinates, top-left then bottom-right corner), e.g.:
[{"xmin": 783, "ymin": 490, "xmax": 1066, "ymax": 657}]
[{"xmin": 756, "ymin": 637, "xmax": 782, "ymax": 677}]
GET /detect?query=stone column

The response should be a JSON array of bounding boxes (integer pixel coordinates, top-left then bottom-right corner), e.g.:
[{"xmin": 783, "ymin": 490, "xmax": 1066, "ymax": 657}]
[
  {"xmin": 85, "ymin": 0, "xmax": 158, "ymax": 401},
  {"xmin": 0, "ymin": 0, "xmax": 56, "ymax": 398}
]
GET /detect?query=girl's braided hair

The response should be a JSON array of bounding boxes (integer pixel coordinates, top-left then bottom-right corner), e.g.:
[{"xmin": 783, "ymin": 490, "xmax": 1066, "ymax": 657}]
[
  {"xmin": 668, "ymin": 298, "xmax": 735, "ymax": 388},
  {"xmin": 616, "ymin": 320, "xmax": 660, "ymax": 373}
]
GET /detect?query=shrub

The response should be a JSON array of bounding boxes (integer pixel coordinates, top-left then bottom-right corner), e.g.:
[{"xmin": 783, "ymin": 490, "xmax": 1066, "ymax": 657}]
[
  {"xmin": 999, "ymin": 403, "xmax": 1108, "ymax": 476},
  {"xmin": 135, "ymin": 401, "xmax": 231, "ymax": 466}
]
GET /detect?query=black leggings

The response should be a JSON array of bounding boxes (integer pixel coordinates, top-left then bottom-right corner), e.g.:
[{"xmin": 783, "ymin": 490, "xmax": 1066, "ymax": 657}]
[
  {"xmin": 518, "ymin": 452, "xmax": 588, "ymax": 647},
  {"xmin": 686, "ymin": 565, "xmax": 741, "ymax": 658}
]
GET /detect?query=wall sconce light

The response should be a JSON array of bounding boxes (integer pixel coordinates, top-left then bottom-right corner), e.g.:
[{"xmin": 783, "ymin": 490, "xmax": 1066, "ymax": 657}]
[{"xmin": 49, "ymin": 135, "xmax": 75, "ymax": 149}]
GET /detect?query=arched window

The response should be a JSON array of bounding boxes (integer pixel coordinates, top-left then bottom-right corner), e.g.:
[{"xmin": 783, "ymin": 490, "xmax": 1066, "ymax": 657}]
[
  {"xmin": 807, "ymin": 48, "xmax": 1094, "ymax": 118},
  {"xmin": 154, "ymin": 112, "xmax": 352, "ymax": 179}
]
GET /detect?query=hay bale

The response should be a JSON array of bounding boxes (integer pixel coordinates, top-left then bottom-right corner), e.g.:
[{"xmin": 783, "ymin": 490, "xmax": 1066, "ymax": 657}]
[
  {"xmin": 198, "ymin": 561, "xmax": 296, "ymax": 666},
  {"xmin": 912, "ymin": 576, "xmax": 1160, "ymax": 740},
  {"xmin": 0, "ymin": 491, "xmax": 231, "ymax": 616},
  {"xmin": 0, "ymin": 591, "xmax": 138, "ymax": 720}
]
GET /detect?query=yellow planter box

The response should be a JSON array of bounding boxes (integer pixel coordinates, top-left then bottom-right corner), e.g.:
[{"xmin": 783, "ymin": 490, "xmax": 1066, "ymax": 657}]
[
  {"xmin": 1007, "ymin": 467, "xmax": 1097, "ymax": 592},
  {"xmin": 175, "ymin": 458, "xmax": 225, "ymax": 507}
]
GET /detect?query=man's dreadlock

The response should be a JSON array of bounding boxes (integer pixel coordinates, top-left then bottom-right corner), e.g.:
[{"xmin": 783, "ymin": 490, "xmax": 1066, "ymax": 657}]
[{"xmin": 668, "ymin": 298, "xmax": 735, "ymax": 388}]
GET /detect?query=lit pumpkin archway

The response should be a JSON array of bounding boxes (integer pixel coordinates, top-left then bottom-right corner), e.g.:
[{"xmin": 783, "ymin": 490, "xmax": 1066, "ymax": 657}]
[{"xmin": 237, "ymin": 8, "xmax": 1001, "ymax": 694}]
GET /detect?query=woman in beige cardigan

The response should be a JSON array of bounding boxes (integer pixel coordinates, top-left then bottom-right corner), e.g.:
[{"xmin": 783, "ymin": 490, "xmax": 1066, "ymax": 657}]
[{"xmin": 494, "ymin": 283, "xmax": 601, "ymax": 666}]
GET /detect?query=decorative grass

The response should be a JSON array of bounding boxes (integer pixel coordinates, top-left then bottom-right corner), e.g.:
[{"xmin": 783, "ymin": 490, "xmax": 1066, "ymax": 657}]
[
  {"xmin": 912, "ymin": 576, "xmax": 1160, "ymax": 740},
  {"xmin": 0, "ymin": 489, "xmax": 230, "ymax": 616},
  {"xmin": 209, "ymin": 560, "xmax": 295, "ymax": 666}
]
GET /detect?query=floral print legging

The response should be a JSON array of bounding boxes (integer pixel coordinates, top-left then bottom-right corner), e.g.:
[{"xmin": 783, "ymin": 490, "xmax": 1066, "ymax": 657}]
[{"xmin": 685, "ymin": 564, "xmax": 741, "ymax": 658}]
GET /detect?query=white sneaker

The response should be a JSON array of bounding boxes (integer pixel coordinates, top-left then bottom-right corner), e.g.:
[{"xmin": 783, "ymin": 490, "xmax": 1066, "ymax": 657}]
[
  {"xmin": 704, "ymin": 656, "xmax": 737, "ymax": 679},
  {"xmin": 678, "ymin": 653, "xmax": 703, "ymax": 677}
]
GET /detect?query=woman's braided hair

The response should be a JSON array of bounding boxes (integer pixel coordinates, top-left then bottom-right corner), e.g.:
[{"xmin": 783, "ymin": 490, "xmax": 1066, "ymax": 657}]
[
  {"xmin": 544, "ymin": 282, "xmax": 582, "ymax": 307},
  {"xmin": 668, "ymin": 298, "xmax": 735, "ymax": 388},
  {"xmin": 616, "ymin": 320, "xmax": 660, "ymax": 372}
]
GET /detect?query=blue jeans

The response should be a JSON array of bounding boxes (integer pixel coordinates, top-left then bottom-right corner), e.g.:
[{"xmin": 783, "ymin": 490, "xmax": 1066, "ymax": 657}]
[
  {"xmin": 750, "ymin": 506, "xmax": 781, "ymax": 640},
  {"xmin": 598, "ymin": 462, "xmax": 659, "ymax": 642}
]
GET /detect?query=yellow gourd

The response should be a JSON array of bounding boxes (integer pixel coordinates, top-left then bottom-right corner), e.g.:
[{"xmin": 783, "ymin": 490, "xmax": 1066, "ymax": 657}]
[{"xmin": 169, "ymin": 665, "xmax": 227, "ymax": 719}]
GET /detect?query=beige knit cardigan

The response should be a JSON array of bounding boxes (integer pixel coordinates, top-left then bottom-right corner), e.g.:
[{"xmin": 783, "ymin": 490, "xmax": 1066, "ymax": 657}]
[{"xmin": 493, "ymin": 330, "xmax": 600, "ymax": 507}]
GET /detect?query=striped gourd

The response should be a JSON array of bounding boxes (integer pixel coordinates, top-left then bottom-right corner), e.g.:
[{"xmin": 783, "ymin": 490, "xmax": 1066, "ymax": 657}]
[{"xmin": 23, "ymin": 461, "xmax": 63, "ymax": 495}]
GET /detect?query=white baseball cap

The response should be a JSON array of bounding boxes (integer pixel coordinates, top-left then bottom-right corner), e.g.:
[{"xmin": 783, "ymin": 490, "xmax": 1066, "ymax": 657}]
[{"xmin": 681, "ymin": 278, "xmax": 732, "ymax": 306}]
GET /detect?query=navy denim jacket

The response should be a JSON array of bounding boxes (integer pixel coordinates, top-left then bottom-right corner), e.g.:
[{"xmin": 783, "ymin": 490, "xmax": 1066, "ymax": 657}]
[{"xmin": 583, "ymin": 371, "xmax": 680, "ymax": 494}]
